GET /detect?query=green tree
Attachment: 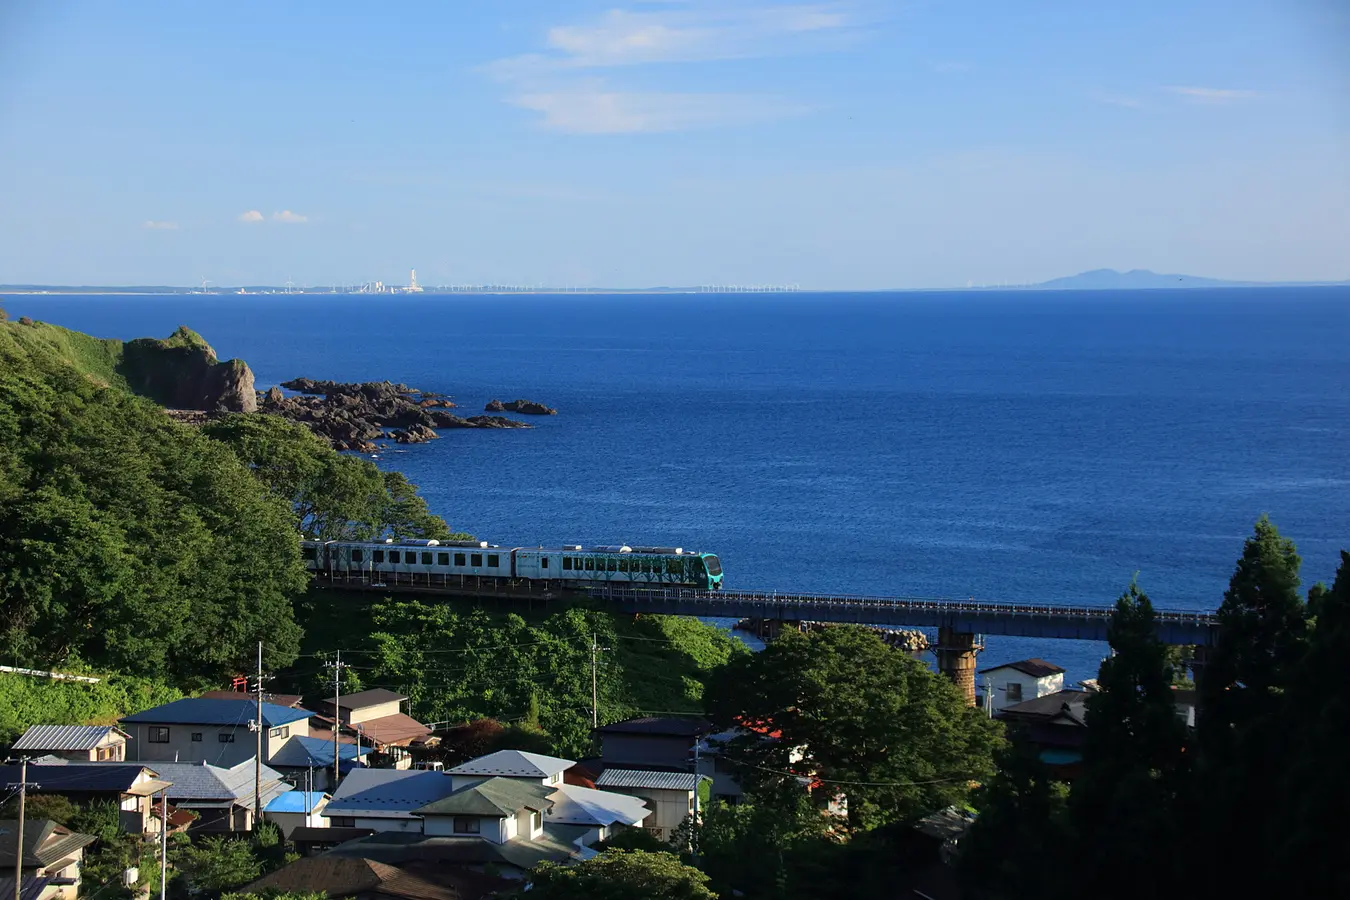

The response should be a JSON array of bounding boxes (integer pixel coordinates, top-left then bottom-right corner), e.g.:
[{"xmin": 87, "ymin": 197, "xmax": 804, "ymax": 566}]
[
  {"xmin": 705, "ymin": 626, "xmax": 1002, "ymax": 828},
  {"xmin": 1194, "ymin": 516, "xmax": 1308, "ymax": 896},
  {"xmin": 959, "ymin": 733, "xmax": 1069, "ymax": 900},
  {"xmin": 1066, "ymin": 583, "xmax": 1189, "ymax": 899},
  {"xmin": 173, "ymin": 835, "xmax": 264, "ymax": 895},
  {"xmin": 1270, "ymin": 550, "xmax": 1350, "ymax": 896},
  {"xmin": 524, "ymin": 849, "xmax": 717, "ymax": 900},
  {"xmin": 682, "ymin": 786, "xmax": 828, "ymax": 899},
  {"xmin": 0, "ymin": 792, "xmax": 78, "ymax": 824}
]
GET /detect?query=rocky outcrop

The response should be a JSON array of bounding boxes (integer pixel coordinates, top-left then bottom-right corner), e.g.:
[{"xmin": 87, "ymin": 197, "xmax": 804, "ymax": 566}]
[
  {"xmin": 259, "ymin": 379, "xmax": 529, "ymax": 450},
  {"xmin": 485, "ymin": 398, "xmax": 557, "ymax": 415},
  {"xmin": 119, "ymin": 326, "xmax": 257, "ymax": 412}
]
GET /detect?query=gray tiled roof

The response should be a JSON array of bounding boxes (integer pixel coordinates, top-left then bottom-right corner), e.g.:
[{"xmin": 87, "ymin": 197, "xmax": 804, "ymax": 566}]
[
  {"xmin": 12, "ymin": 725, "xmax": 126, "ymax": 752},
  {"xmin": 0, "ymin": 820, "xmax": 96, "ymax": 868},
  {"xmin": 414, "ymin": 777, "xmax": 554, "ymax": 818},
  {"xmin": 34, "ymin": 758, "xmax": 290, "ymax": 809},
  {"xmin": 446, "ymin": 749, "xmax": 572, "ymax": 778},
  {"xmin": 325, "ymin": 769, "xmax": 458, "ymax": 819},
  {"xmin": 596, "ymin": 769, "xmax": 702, "ymax": 791}
]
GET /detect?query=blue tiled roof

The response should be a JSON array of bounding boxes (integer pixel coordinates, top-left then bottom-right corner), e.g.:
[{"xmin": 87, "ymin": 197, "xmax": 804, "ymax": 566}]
[
  {"xmin": 120, "ymin": 698, "xmax": 312, "ymax": 729},
  {"xmin": 265, "ymin": 791, "xmax": 327, "ymax": 814},
  {"xmin": 269, "ymin": 735, "xmax": 372, "ymax": 768}
]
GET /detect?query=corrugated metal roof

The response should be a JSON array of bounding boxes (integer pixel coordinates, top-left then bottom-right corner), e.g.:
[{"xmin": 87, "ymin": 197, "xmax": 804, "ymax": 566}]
[
  {"xmin": 12, "ymin": 725, "xmax": 126, "ymax": 752},
  {"xmin": 6, "ymin": 763, "xmax": 154, "ymax": 793},
  {"xmin": 265, "ymin": 791, "xmax": 328, "ymax": 814},
  {"xmin": 120, "ymin": 698, "xmax": 312, "ymax": 728},
  {"xmin": 595, "ymin": 769, "xmax": 701, "ymax": 791}
]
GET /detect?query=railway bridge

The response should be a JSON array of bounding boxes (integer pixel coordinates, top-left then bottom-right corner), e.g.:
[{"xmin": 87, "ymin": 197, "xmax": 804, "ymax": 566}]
[{"xmin": 312, "ymin": 573, "xmax": 1219, "ymax": 704}]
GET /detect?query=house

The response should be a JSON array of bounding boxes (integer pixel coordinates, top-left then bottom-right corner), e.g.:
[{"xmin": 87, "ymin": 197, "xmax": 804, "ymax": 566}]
[
  {"xmin": 313, "ymin": 690, "xmax": 435, "ymax": 768},
  {"xmin": 123, "ymin": 759, "xmax": 291, "ymax": 832},
  {"xmin": 323, "ymin": 769, "xmax": 461, "ymax": 833},
  {"xmin": 996, "ymin": 689, "xmax": 1092, "ymax": 776},
  {"xmin": 595, "ymin": 769, "xmax": 701, "ymax": 841},
  {"xmin": 268, "ymin": 734, "xmax": 372, "ymax": 793},
  {"xmin": 447, "ymin": 749, "xmax": 571, "ymax": 790},
  {"xmin": 240, "ymin": 855, "xmax": 508, "ymax": 900},
  {"xmin": 11, "ymin": 726, "xmax": 129, "ymax": 762},
  {"xmin": 0, "ymin": 819, "xmax": 96, "ymax": 900},
  {"xmin": 414, "ymin": 777, "xmax": 554, "ymax": 843},
  {"xmin": 264, "ymin": 791, "xmax": 330, "ymax": 838},
  {"xmin": 593, "ymin": 716, "xmax": 714, "ymax": 770},
  {"xmin": 6, "ymin": 762, "xmax": 171, "ymax": 834},
  {"xmin": 979, "ymin": 659, "xmax": 1066, "ymax": 714},
  {"xmin": 119, "ymin": 698, "xmax": 314, "ymax": 768}
]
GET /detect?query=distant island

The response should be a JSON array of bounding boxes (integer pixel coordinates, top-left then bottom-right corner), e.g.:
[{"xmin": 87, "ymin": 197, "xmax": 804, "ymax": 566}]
[{"xmin": 1030, "ymin": 269, "xmax": 1349, "ymax": 291}]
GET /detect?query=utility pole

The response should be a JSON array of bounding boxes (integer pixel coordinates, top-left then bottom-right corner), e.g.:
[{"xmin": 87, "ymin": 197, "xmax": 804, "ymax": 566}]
[
  {"xmin": 12, "ymin": 758, "xmax": 36, "ymax": 900},
  {"xmin": 691, "ymin": 739, "xmax": 701, "ymax": 865},
  {"xmin": 591, "ymin": 634, "xmax": 599, "ymax": 728},
  {"xmin": 159, "ymin": 786, "xmax": 168, "ymax": 900},
  {"xmin": 254, "ymin": 641, "xmax": 263, "ymax": 826},
  {"xmin": 326, "ymin": 651, "xmax": 349, "ymax": 791}
]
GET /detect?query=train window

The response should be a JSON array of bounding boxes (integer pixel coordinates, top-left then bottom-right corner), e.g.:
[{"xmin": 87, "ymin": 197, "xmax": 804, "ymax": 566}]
[
  {"xmin": 373, "ymin": 550, "xmax": 385, "ymax": 563},
  {"xmin": 422, "ymin": 552, "xmax": 433, "ymax": 565},
  {"xmin": 618, "ymin": 559, "xmax": 628, "ymax": 572},
  {"xmin": 563, "ymin": 557, "xmax": 572, "ymax": 571},
  {"xmin": 471, "ymin": 553, "xmax": 483, "ymax": 567},
  {"xmin": 667, "ymin": 559, "xmax": 681, "ymax": 574},
  {"xmin": 389, "ymin": 551, "xmax": 401, "ymax": 563},
  {"xmin": 455, "ymin": 552, "xmax": 466, "ymax": 566},
  {"xmin": 352, "ymin": 549, "xmax": 364, "ymax": 563},
  {"xmin": 541, "ymin": 557, "xmax": 549, "ymax": 569},
  {"xmin": 302, "ymin": 547, "xmax": 317, "ymax": 561},
  {"xmin": 438, "ymin": 552, "xmax": 450, "ymax": 565},
  {"xmin": 584, "ymin": 558, "xmax": 595, "ymax": 571},
  {"xmin": 488, "ymin": 554, "xmax": 499, "ymax": 567},
  {"xmin": 608, "ymin": 559, "xmax": 617, "ymax": 572}
]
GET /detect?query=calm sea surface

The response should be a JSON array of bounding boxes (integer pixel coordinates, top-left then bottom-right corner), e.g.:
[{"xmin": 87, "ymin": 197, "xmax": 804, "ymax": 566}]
[{"xmin": 8, "ymin": 289, "xmax": 1349, "ymax": 686}]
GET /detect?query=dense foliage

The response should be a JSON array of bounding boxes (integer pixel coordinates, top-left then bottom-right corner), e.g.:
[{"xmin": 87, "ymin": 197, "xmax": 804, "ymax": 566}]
[
  {"xmin": 705, "ymin": 625, "xmax": 1002, "ymax": 829},
  {"xmin": 961, "ymin": 518, "xmax": 1350, "ymax": 899},
  {"xmin": 360, "ymin": 600, "xmax": 745, "ymax": 757},
  {"xmin": 0, "ymin": 671, "xmax": 180, "ymax": 743},
  {"xmin": 524, "ymin": 850, "xmax": 718, "ymax": 900},
  {"xmin": 0, "ymin": 320, "xmax": 307, "ymax": 686}
]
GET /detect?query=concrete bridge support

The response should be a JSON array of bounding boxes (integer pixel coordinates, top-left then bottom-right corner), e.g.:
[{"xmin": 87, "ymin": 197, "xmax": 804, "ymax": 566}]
[{"xmin": 934, "ymin": 626, "xmax": 982, "ymax": 706}]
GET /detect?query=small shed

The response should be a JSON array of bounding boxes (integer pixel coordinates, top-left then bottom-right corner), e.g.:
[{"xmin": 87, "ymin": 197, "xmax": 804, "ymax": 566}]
[{"xmin": 264, "ymin": 791, "xmax": 330, "ymax": 838}]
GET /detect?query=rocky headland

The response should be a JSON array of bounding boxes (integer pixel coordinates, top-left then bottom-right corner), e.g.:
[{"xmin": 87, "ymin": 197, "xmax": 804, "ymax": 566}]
[
  {"xmin": 485, "ymin": 398, "xmax": 558, "ymax": 415},
  {"xmin": 261, "ymin": 378, "xmax": 530, "ymax": 452},
  {"xmin": 120, "ymin": 326, "xmax": 257, "ymax": 412}
]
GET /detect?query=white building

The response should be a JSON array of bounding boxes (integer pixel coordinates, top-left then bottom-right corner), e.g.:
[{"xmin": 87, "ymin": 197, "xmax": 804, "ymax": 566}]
[
  {"xmin": 979, "ymin": 659, "xmax": 1066, "ymax": 714},
  {"xmin": 447, "ymin": 749, "xmax": 570, "ymax": 790},
  {"xmin": 118, "ymin": 698, "xmax": 314, "ymax": 768},
  {"xmin": 322, "ymin": 769, "xmax": 459, "ymax": 833},
  {"xmin": 595, "ymin": 769, "xmax": 701, "ymax": 841}
]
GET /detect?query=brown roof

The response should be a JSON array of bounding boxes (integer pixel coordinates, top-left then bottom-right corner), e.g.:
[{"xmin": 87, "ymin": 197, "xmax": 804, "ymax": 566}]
[
  {"xmin": 309, "ymin": 713, "xmax": 432, "ymax": 748},
  {"xmin": 319, "ymin": 689, "xmax": 409, "ymax": 711},
  {"xmin": 979, "ymin": 658, "xmax": 1065, "ymax": 678},
  {"xmin": 243, "ymin": 856, "xmax": 502, "ymax": 900}
]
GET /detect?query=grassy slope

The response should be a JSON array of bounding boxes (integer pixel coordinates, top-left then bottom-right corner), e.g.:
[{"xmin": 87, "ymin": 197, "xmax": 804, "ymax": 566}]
[
  {"xmin": 0, "ymin": 318, "xmax": 129, "ymax": 388},
  {"xmin": 0, "ymin": 672, "xmax": 183, "ymax": 743}
]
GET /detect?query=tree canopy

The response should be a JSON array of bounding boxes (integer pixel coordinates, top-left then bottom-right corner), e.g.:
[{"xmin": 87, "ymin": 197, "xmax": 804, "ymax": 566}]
[
  {"xmin": 524, "ymin": 850, "xmax": 718, "ymax": 900},
  {"xmin": 705, "ymin": 625, "xmax": 1002, "ymax": 829}
]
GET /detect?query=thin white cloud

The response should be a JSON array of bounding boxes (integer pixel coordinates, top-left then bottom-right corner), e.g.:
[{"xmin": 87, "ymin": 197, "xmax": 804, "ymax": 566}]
[
  {"xmin": 142, "ymin": 220, "xmax": 179, "ymax": 230},
  {"xmin": 513, "ymin": 86, "xmax": 807, "ymax": 134},
  {"xmin": 484, "ymin": 4, "xmax": 858, "ymax": 133},
  {"xmin": 487, "ymin": 4, "xmax": 858, "ymax": 78},
  {"xmin": 1165, "ymin": 86, "xmax": 1261, "ymax": 104},
  {"xmin": 238, "ymin": 210, "xmax": 265, "ymax": 223},
  {"xmin": 271, "ymin": 210, "xmax": 309, "ymax": 224},
  {"xmin": 1090, "ymin": 92, "xmax": 1146, "ymax": 110}
]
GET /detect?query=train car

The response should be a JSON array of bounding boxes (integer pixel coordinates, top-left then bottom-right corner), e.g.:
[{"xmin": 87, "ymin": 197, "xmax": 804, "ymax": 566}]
[{"xmin": 305, "ymin": 537, "xmax": 723, "ymax": 591}]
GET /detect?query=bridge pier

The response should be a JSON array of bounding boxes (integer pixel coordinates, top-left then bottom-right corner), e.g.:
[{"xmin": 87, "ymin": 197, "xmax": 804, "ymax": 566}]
[{"xmin": 933, "ymin": 626, "xmax": 983, "ymax": 706}]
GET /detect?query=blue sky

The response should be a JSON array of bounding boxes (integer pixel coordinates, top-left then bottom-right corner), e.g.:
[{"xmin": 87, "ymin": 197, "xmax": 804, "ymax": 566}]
[{"xmin": 1, "ymin": 0, "xmax": 1346, "ymax": 289}]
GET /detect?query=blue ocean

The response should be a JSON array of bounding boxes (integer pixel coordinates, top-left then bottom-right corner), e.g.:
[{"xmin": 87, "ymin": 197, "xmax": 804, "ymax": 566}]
[{"xmin": 9, "ymin": 289, "xmax": 1349, "ymax": 686}]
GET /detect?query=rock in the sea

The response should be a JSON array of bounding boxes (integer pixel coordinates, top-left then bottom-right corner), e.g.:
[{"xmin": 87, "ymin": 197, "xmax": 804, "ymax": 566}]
[
  {"xmin": 393, "ymin": 424, "xmax": 439, "ymax": 444},
  {"xmin": 263, "ymin": 385, "xmax": 285, "ymax": 405},
  {"xmin": 485, "ymin": 398, "xmax": 557, "ymax": 415},
  {"xmin": 121, "ymin": 326, "xmax": 257, "ymax": 413},
  {"xmin": 464, "ymin": 415, "xmax": 531, "ymax": 429}
]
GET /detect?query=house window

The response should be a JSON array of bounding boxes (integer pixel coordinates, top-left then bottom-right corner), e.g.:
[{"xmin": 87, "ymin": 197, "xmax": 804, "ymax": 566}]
[
  {"xmin": 331, "ymin": 817, "xmax": 356, "ymax": 828},
  {"xmin": 541, "ymin": 557, "xmax": 549, "ymax": 569},
  {"xmin": 148, "ymin": 727, "xmax": 170, "ymax": 743},
  {"xmin": 352, "ymin": 549, "xmax": 364, "ymax": 563},
  {"xmin": 269, "ymin": 726, "xmax": 290, "ymax": 739},
  {"xmin": 97, "ymin": 746, "xmax": 111, "ymax": 760},
  {"xmin": 219, "ymin": 732, "xmax": 236, "ymax": 743},
  {"xmin": 487, "ymin": 554, "xmax": 499, "ymax": 567},
  {"xmin": 191, "ymin": 733, "xmax": 203, "ymax": 742},
  {"xmin": 373, "ymin": 550, "xmax": 385, "ymax": 563},
  {"xmin": 422, "ymin": 552, "xmax": 433, "ymax": 565},
  {"xmin": 437, "ymin": 552, "xmax": 450, "ymax": 565},
  {"xmin": 531, "ymin": 810, "xmax": 541, "ymax": 833},
  {"xmin": 1005, "ymin": 683, "xmax": 1023, "ymax": 702},
  {"xmin": 562, "ymin": 557, "xmax": 572, "ymax": 571},
  {"xmin": 455, "ymin": 553, "xmax": 466, "ymax": 566},
  {"xmin": 453, "ymin": 817, "xmax": 481, "ymax": 834},
  {"xmin": 471, "ymin": 553, "xmax": 482, "ymax": 567}
]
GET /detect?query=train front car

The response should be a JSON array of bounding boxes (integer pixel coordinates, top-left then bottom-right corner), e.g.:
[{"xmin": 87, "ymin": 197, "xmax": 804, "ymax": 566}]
[{"xmin": 699, "ymin": 552, "xmax": 723, "ymax": 590}]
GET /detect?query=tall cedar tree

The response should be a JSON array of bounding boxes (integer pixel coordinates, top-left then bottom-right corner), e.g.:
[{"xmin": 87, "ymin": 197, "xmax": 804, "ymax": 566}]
[
  {"xmin": 1067, "ymin": 583, "xmax": 1188, "ymax": 899},
  {"xmin": 958, "ymin": 730, "xmax": 1069, "ymax": 900},
  {"xmin": 705, "ymin": 625, "xmax": 1002, "ymax": 829},
  {"xmin": 1270, "ymin": 550, "xmax": 1350, "ymax": 895},
  {"xmin": 1194, "ymin": 516, "xmax": 1307, "ymax": 894}
]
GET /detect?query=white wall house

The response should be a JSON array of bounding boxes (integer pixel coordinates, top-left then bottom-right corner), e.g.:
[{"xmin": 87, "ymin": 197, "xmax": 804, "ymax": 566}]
[
  {"xmin": 980, "ymin": 659, "xmax": 1066, "ymax": 714},
  {"xmin": 322, "ymin": 769, "xmax": 458, "ymax": 833},
  {"xmin": 446, "ymin": 749, "xmax": 571, "ymax": 791},
  {"xmin": 594, "ymin": 769, "xmax": 701, "ymax": 841},
  {"xmin": 415, "ymin": 778, "xmax": 553, "ymax": 844},
  {"xmin": 119, "ymin": 698, "xmax": 313, "ymax": 768}
]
